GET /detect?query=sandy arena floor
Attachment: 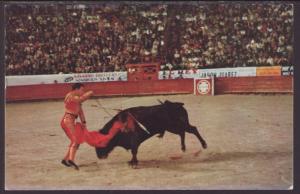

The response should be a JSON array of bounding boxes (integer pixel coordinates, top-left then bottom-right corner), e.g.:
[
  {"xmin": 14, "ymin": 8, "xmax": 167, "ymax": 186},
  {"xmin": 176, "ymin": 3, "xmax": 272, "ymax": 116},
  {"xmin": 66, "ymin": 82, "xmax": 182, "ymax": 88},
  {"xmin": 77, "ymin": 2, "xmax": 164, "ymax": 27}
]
[{"xmin": 5, "ymin": 94, "xmax": 293, "ymax": 190}]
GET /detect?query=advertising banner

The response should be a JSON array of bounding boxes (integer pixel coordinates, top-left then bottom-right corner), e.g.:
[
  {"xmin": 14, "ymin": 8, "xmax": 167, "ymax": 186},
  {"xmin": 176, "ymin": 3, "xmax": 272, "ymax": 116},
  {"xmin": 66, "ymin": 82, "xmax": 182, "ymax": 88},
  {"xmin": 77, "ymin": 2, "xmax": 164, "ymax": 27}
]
[
  {"xmin": 6, "ymin": 72, "xmax": 127, "ymax": 86},
  {"xmin": 159, "ymin": 67, "xmax": 256, "ymax": 80},
  {"xmin": 63, "ymin": 72, "xmax": 127, "ymax": 83},
  {"xmin": 256, "ymin": 66, "xmax": 281, "ymax": 76},
  {"xmin": 281, "ymin": 66, "xmax": 293, "ymax": 76}
]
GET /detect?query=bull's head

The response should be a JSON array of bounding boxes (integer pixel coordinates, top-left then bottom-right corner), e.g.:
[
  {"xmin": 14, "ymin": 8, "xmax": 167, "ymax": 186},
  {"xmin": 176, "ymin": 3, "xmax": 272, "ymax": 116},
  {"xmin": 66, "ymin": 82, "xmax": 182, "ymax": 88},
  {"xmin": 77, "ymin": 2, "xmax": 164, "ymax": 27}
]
[
  {"xmin": 95, "ymin": 111, "xmax": 128, "ymax": 159},
  {"xmin": 95, "ymin": 115, "xmax": 117, "ymax": 159},
  {"xmin": 95, "ymin": 127, "xmax": 120, "ymax": 159},
  {"xmin": 95, "ymin": 145, "xmax": 113, "ymax": 159},
  {"xmin": 95, "ymin": 131, "xmax": 129, "ymax": 159}
]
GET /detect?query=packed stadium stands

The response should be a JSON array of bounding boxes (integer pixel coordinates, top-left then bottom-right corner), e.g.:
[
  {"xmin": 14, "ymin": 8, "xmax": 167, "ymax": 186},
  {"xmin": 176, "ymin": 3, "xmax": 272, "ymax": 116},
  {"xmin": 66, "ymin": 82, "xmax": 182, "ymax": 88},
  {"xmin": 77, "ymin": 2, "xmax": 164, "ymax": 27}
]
[{"xmin": 5, "ymin": 2, "xmax": 293, "ymax": 75}]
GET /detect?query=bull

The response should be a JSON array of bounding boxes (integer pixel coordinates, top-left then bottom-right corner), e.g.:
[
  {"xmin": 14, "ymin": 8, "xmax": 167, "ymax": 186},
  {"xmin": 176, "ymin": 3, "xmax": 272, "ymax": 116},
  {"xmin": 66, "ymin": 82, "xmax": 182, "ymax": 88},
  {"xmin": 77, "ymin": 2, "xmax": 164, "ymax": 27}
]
[{"xmin": 95, "ymin": 100, "xmax": 207, "ymax": 166}]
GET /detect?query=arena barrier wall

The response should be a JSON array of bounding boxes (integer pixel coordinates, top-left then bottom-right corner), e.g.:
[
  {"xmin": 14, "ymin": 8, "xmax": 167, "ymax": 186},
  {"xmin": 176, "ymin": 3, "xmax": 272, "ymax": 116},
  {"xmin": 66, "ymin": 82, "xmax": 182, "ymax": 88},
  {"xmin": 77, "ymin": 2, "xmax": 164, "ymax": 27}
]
[
  {"xmin": 214, "ymin": 76, "xmax": 293, "ymax": 94},
  {"xmin": 5, "ymin": 79, "xmax": 194, "ymax": 102},
  {"xmin": 5, "ymin": 76, "xmax": 293, "ymax": 102}
]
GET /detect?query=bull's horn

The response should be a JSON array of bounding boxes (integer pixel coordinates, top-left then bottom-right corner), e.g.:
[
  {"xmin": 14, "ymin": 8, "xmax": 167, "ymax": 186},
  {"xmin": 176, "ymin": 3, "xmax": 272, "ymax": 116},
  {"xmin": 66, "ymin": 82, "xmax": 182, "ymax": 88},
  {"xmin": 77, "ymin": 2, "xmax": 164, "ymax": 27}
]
[
  {"xmin": 113, "ymin": 108, "xmax": 123, "ymax": 112},
  {"xmin": 157, "ymin": 99, "xmax": 164, "ymax": 104}
]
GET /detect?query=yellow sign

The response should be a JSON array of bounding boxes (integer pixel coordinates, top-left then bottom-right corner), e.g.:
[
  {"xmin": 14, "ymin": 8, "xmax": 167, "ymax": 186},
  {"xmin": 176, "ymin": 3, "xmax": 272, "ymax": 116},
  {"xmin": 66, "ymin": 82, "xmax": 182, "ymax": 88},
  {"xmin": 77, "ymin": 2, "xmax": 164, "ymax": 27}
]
[{"xmin": 256, "ymin": 66, "xmax": 281, "ymax": 76}]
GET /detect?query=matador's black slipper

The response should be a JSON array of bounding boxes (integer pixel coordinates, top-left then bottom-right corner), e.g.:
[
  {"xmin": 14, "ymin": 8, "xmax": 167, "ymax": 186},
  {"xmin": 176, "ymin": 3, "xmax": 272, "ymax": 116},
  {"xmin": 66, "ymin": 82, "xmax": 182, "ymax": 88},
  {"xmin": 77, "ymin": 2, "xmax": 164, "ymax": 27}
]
[
  {"xmin": 68, "ymin": 160, "xmax": 79, "ymax": 170},
  {"xmin": 61, "ymin": 159, "xmax": 71, "ymax": 167}
]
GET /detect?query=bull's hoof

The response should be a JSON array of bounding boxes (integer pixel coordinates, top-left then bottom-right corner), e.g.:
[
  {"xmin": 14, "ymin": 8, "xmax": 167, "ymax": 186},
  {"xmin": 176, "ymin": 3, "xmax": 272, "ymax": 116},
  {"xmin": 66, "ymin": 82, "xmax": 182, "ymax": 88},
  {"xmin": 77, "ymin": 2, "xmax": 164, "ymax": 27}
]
[
  {"xmin": 98, "ymin": 155, "xmax": 108, "ymax": 159},
  {"xmin": 181, "ymin": 146, "xmax": 186, "ymax": 152},
  {"xmin": 128, "ymin": 160, "xmax": 138, "ymax": 168},
  {"xmin": 157, "ymin": 133, "xmax": 164, "ymax": 138},
  {"xmin": 202, "ymin": 142, "xmax": 207, "ymax": 149}
]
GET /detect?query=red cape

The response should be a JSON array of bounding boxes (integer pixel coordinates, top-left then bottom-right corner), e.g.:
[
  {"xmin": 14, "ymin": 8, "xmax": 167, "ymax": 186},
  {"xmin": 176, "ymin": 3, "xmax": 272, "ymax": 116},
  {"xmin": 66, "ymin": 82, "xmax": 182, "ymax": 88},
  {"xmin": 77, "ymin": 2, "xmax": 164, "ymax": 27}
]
[{"xmin": 74, "ymin": 122, "xmax": 122, "ymax": 147}]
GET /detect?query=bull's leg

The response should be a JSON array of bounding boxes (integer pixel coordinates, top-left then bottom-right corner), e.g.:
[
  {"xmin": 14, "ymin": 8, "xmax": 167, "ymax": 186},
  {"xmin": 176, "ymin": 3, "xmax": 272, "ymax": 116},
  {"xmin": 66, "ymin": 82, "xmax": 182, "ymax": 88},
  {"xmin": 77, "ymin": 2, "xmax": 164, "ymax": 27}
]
[
  {"xmin": 128, "ymin": 134, "xmax": 139, "ymax": 167},
  {"xmin": 128, "ymin": 146, "xmax": 138, "ymax": 167},
  {"xmin": 180, "ymin": 132, "xmax": 186, "ymax": 152},
  {"xmin": 186, "ymin": 126, "xmax": 207, "ymax": 149}
]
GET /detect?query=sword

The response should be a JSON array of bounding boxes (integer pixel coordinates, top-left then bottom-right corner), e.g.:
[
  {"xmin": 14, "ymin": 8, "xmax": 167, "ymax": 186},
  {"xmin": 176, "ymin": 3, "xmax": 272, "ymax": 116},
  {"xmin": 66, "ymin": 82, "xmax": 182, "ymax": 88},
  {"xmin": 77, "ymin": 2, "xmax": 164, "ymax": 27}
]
[
  {"xmin": 127, "ymin": 112, "xmax": 151, "ymax": 134},
  {"xmin": 94, "ymin": 99, "xmax": 150, "ymax": 134}
]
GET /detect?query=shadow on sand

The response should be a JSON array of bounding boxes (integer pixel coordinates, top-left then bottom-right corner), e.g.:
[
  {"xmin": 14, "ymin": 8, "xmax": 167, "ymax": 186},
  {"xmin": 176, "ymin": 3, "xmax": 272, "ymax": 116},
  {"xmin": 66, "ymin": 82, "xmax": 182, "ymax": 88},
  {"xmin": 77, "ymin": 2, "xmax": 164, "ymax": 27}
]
[
  {"xmin": 137, "ymin": 151, "xmax": 291, "ymax": 169},
  {"xmin": 79, "ymin": 150, "xmax": 291, "ymax": 170}
]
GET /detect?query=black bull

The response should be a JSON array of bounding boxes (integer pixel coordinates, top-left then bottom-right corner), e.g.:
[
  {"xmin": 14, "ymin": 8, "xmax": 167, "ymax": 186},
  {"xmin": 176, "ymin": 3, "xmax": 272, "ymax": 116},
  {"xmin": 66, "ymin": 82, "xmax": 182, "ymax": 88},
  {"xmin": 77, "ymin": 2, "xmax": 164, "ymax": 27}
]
[{"xmin": 95, "ymin": 100, "xmax": 207, "ymax": 166}]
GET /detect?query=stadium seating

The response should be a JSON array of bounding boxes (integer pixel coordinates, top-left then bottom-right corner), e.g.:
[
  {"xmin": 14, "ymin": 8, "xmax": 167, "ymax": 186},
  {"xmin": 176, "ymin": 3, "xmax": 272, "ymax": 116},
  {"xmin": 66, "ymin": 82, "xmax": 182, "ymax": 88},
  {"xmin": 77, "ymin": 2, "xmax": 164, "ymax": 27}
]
[{"xmin": 5, "ymin": 3, "xmax": 293, "ymax": 75}]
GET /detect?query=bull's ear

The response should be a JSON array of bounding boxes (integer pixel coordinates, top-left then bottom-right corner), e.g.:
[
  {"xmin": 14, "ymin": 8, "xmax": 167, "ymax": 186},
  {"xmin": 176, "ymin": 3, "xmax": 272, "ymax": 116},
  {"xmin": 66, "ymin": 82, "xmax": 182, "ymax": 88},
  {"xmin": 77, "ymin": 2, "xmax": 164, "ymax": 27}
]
[
  {"xmin": 164, "ymin": 100, "xmax": 171, "ymax": 104},
  {"xmin": 164, "ymin": 100, "xmax": 184, "ymax": 106}
]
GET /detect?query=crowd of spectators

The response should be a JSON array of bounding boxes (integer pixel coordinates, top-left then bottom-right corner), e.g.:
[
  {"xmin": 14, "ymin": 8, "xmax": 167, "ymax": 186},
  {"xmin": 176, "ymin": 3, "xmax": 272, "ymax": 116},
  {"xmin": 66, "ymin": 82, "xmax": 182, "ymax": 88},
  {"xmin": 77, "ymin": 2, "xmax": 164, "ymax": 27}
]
[
  {"xmin": 5, "ymin": 3, "xmax": 293, "ymax": 75},
  {"xmin": 163, "ymin": 3, "xmax": 293, "ymax": 70}
]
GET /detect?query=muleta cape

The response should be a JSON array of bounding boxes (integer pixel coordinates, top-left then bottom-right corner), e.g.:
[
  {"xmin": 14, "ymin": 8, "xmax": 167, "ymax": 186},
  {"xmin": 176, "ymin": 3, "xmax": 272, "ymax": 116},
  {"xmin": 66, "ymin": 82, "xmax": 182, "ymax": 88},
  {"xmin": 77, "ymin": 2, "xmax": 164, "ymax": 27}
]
[{"xmin": 74, "ymin": 121, "xmax": 123, "ymax": 147}]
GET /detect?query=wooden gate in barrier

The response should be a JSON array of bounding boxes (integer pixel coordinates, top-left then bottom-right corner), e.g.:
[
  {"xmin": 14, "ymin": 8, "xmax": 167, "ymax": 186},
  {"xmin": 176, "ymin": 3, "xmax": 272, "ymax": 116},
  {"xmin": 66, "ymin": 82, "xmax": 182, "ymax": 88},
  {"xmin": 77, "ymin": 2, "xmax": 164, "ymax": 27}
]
[{"xmin": 126, "ymin": 63, "xmax": 160, "ymax": 81}]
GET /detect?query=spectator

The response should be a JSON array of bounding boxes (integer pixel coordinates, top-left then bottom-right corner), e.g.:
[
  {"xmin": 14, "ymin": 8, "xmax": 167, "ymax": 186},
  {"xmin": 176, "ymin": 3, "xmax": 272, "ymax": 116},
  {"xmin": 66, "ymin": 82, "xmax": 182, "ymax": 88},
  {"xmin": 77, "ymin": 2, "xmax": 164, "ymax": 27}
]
[{"xmin": 5, "ymin": 3, "xmax": 293, "ymax": 75}]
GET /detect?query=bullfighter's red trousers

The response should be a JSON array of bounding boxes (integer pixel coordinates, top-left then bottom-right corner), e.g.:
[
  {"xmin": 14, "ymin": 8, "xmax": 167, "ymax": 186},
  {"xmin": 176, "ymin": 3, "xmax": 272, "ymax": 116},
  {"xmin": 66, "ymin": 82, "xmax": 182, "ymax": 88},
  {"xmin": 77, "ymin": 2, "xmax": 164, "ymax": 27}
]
[{"xmin": 61, "ymin": 114, "xmax": 80, "ymax": 162}]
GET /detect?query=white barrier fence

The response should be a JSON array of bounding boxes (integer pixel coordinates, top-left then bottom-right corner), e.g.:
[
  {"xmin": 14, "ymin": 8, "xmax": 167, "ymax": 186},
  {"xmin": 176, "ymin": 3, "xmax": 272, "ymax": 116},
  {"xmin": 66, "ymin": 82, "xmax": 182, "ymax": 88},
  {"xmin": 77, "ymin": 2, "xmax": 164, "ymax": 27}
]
[
  {"xmin": 5, "ymin": 66, "xmax": 292, "ymax": 86},
  {"xmin": 6, "ymin": 72, "xmax": 127, "ymax": 86}
]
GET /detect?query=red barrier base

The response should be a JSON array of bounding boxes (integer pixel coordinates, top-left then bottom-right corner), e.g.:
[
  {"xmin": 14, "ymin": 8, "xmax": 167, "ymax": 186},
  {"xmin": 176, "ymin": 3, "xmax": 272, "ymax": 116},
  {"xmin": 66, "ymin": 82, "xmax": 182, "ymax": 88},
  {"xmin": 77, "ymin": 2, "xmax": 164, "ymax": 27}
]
[{"xmin": 6, "ymin": 76, "xmax": 293, "ymax": 102}]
